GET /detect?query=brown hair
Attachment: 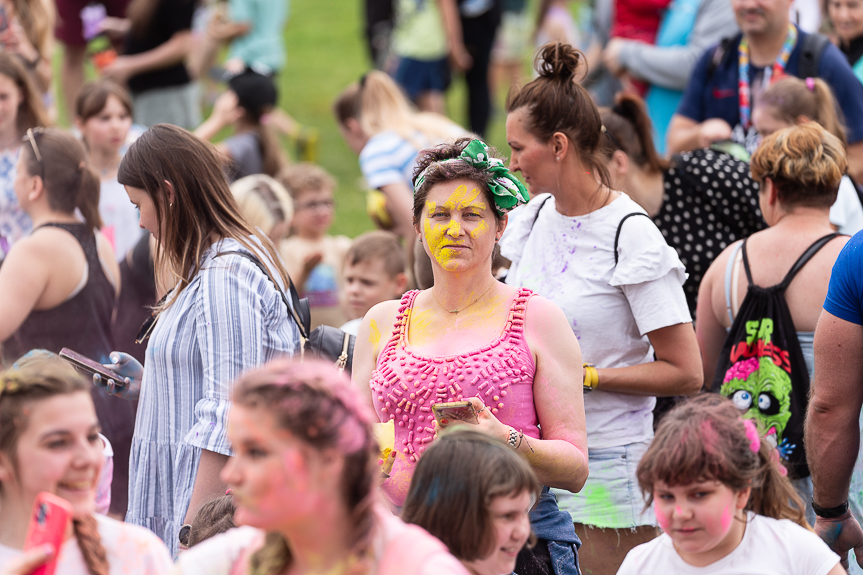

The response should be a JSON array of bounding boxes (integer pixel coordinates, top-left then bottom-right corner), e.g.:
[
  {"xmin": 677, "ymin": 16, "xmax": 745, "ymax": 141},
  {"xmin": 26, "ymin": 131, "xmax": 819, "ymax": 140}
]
[
  {"xmin": 750, "ymin": 122, "xmax": 846, "ymax": 209},
  {"xmin": 117, "ymin": 124, "xmax": 291, "ymax": 304},
  {"xmin": 11, "ymin": 0, "xmax": 55, "ymax": 60},
  {"xmin": 189, "ymin": 494, "xmax": 236, "ymax": 546},
  {"xmin": 637, "ymin": 394, "xmax": 808, "ymax": 528},
  {"xmin": 759, "ymin": 76, "xmax": 847, "ymax": 148},
  {"xmin": 333, "ymin": 71, "xmax": 464, "ymax": 151},
  {"xmin": 411, "ymin": 137, "xmax": 504, "ymax": 226},
  {"xmin": 0, "ymin": 359, "xmax": 109, "ymax": 575},
  {"xmin": 506, "ymin": 43, "xmax": 611, "ymax": 190},
  {"xmin": 232, "ymin": 359, "xmax": 379, "ymax": 575},
  {"xmin": 345, "ymin": 231, "xmax": 406, "ymax": 279},
  {"xmin": 75, "ymin": 79, "xmax": 133, "ymax": 125},
  {"xmin": 277, "ymin": 162, "xmax": 336, "ymax": 200},
  {"xmin": 401, "ymin": 427, "xmax": 541, "ymax": 561},
  {"xmin": 0, "ymin": 52, "xmax": 50, "ymax": 135},
  {"xmin": 599, "ymin": 93, "xmax": 670, "ymax": 173},
  {"xmin": 22, "ymin": 128, "xmax": 102, "ymax": 230}
]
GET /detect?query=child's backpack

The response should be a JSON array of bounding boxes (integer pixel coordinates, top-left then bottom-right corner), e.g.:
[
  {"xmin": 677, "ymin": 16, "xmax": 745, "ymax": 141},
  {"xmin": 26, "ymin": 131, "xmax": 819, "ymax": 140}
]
[{"xmin": 710, "ymin": 233, "xmax": 840, "ymax": 479}]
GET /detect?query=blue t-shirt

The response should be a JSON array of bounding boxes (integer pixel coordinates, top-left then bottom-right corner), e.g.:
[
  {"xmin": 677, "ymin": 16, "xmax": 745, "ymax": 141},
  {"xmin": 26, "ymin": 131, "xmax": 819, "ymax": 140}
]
[
  {"xmin": 676, "ymin": 29, "xmax": 863, "ymax": 151},
  {"xmin": 824, "ymin": 231, "xmax": 863, "ymax": 325}
]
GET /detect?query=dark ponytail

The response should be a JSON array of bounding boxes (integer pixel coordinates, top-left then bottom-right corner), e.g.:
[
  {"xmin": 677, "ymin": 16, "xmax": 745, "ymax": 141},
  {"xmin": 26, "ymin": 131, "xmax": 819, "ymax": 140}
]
[
  {"xmin": 21, "ymin": 128, "xmax": 103, "ymax": 231},
  {"xmin": 253, "ymin": 123, "xmax": 288, "ymax": 178},
  {"xmin": 599, "ymin": 93, "xmax": 670, "ymax": 173},
  {"xmin": 507, "ymin": 42, "xmax": 611, "ymax": 189}
]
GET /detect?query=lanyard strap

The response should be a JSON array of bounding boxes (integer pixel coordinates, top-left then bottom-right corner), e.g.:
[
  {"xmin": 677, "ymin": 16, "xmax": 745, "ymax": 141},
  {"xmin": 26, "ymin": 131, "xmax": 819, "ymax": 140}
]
[{"xmin": 738, "ymin": 24, "xmax": 798, "ymax": 129}]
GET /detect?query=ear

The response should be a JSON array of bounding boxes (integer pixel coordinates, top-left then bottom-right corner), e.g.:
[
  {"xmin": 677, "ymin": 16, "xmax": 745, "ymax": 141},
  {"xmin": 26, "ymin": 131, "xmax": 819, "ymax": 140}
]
[
  {"xmin": 736, "ymin": 485, "xmax": 752, "ymax": 510},
  {"xmin": 495, "ymin": 212, "xmax": 508, "ymax": 240},
  {"xmin": 345, "ymin": 117, "xmax": 363, "ymax": 137},
  {"xmin": 611, "ymin": 149, "xmax": 630, "ymax": 177},
  {"xmin": 796, "ymin": 115, "xmax": 811, "ymax": 125},
  {"xmin": 393, "ymin": 272, "xmax": 408, "ymax": 296},
  {"xmin": 550, "ymin": 132, "xmax": 570, "ymax": 161},
  {"xmin": 163, "ymin": 180, "xmax": 176, "ymax": 206},
  {"xmin": 763, "ymin": 177, "xmax": 779, "ymax": 206},
  {"xmin": 73, "ymin": 117, "xmax": 84, "ymax": 133},
  {"xmin": 27, "ymin": 173, "xmax": 45, "ymax": 203},
  {"xmin": 0, "ymin": 451, "xmax": 14, "ymax": 484}
]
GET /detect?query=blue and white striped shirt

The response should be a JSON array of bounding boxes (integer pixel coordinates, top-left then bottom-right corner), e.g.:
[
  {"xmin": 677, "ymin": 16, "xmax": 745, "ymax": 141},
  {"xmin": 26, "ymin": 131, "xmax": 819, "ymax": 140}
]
[{"xmin": 126, "ymin": 238, "xmax": 300, "ymax": 555}]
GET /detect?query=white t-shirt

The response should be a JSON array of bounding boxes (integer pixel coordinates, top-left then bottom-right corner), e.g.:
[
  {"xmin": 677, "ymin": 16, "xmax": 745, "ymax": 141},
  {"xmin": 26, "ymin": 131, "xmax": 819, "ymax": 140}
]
[
  {"xmin": 0, "ymin": 514, "xmax": 172, "ymax": 574},
  {"xmin": 829, "ymin": 175, "xmax": 863, "ymax": 237},
  {"xmin": 100, "ymin": 177, "xmax": 143, "ymax": 262},
  {"xmin": 618, "ymin": 512, "xmax": 840, "ymax": 575},
  {"xmin": 501, "ymin": 193, "xmax": 691, "ymax": 449}
]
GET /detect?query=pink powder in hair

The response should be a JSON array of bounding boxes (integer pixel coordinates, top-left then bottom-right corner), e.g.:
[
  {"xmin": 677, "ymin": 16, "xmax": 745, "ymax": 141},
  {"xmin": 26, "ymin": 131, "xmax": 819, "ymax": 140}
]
[
  {"xmin": 723, "ymin": 357, "xmax": 760, "ymax": 383},
  {"xmin": 742, "ymin": 418, "xmax": 761, "ymax": 453}
]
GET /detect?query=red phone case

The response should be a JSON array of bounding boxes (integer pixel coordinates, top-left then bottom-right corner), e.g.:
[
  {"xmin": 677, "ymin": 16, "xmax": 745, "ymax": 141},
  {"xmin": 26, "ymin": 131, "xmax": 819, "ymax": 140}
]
[{"xmin": 23, "ymin": 492, "xmax": 72, "ymax": 575}]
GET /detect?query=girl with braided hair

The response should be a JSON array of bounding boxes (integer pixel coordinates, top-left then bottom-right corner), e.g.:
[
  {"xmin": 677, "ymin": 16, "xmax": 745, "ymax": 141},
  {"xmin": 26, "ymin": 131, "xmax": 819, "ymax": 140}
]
[
  {"xmin": 0, "ymin": 358, "xmax": 171, "ymax": 575},
  {"xmin": 174, "ymin": 358, "xmax": 469, "ymax": 575}
]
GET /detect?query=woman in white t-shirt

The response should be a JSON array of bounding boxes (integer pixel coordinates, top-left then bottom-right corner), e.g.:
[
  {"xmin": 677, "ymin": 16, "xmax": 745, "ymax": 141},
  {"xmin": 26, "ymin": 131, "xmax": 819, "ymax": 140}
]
[
  {"xmin": 618, "ymin": 394, "xmax": 843, "ymax": 575},
  {"xmin": 501, "ymin": 42, "xmax": 703, "ymax": 574},
  {"xmin": 0, "ymin": 359, "xmax": 172, "ymax": 575},
  {"xmin": 75, "ymin": 79, "xmax": 144, "ymax": 262}
]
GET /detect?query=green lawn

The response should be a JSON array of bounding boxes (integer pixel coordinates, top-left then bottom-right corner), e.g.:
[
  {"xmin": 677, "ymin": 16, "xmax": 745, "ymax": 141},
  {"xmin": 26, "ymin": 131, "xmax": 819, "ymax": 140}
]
[
  {"xmin": 279, "ymin": 0, "xmax": 515, "ymax": 237},
  {"xmin": 55, "ymin": 0, "xmax": 580, "ymax": 238}
]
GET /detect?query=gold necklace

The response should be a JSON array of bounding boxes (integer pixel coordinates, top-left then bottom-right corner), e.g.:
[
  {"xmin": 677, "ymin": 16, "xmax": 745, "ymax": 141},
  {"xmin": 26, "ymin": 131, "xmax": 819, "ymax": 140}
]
[{"xmin": 432, "ymin": 281, "xmax": 496, "ymax": 315}]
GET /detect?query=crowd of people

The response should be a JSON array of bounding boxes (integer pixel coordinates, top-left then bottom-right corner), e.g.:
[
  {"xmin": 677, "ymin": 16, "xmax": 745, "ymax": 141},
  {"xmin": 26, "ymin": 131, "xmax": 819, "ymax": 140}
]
[{"xmin": 4, "ymin": 0, "xmax": 863, "ymax": 574}]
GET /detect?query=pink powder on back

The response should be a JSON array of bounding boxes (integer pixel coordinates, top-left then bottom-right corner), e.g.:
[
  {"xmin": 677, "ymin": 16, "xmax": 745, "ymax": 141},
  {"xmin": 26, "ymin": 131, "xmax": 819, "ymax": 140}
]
[{"xmin": 723, "ymin": 357, "xmax": 760, "ymax": 383}]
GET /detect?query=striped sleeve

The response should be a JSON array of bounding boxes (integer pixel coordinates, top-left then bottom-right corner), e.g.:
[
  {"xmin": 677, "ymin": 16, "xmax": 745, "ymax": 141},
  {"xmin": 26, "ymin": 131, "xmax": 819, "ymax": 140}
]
[
  {"xmin": 359, "ymin": 132, "xmax": 419, "ymax": 190},
  {"xmin": 185, "ymin": 256, "xmax": 269, "ymax": 454}
]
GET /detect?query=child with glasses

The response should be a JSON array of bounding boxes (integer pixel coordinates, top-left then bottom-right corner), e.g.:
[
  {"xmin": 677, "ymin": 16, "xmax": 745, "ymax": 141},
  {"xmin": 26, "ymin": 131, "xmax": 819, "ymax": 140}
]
[{"xmin": 277, "ymin": 163, "xmax": 351, "ymax": 329}]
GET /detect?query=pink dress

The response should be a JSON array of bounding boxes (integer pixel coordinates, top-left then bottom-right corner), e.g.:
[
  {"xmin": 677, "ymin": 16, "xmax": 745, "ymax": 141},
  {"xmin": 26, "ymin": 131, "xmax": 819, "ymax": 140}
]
[{"xmin": 371, "ymin": 288, "xmax": 540, "ymax": 507}]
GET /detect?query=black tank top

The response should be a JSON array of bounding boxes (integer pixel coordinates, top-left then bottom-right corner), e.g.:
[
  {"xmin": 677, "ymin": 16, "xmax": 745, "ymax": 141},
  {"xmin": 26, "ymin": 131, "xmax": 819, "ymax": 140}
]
[
  {"xmin": 1, "ymin": 223, "xmax": 138, "ymax": 517},
  {"xmin": 2, "ymin": 223, "xmax": 115, "ymax": 363}
]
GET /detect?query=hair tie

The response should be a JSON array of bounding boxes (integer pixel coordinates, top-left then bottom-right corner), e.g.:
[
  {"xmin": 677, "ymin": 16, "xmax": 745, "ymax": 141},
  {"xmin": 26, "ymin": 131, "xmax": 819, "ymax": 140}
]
[
  {"xmin": 741, "ymin": 417, "xmax": 761, "ymax": 453},
  {"xmin": 414, "ymin": 139, "xmax": 529, "ymax": 217},
  {"xmin": 806, "ymin": 77, "xmax": 815, "ymax": 91}
]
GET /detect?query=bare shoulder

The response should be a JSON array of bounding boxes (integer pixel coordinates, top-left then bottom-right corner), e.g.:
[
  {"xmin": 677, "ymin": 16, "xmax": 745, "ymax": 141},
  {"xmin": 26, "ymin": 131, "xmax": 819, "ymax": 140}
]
[
  {"xmin": 524, "ymin": 293, "xmax": 568, "ymax": 326},
  {"xmin": 365, "ymin": 297, "xmax": 405, "ymax": 336}
]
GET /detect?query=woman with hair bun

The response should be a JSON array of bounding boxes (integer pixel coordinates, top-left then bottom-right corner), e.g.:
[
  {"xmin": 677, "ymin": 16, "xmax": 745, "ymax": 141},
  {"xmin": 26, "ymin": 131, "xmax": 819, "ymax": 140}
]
[
  {"xmin": 697, "ymin": 123, "xmax": 850, "ymax": 522},
  {"xmin": 174, "ymin": 359, "xmax": 470, "ymax": 575},
  {"xmin": 501, "ymin": 42, "xmax": 702, "ymax": 574},
  {"xmin": 598, "ymin": 92, "xmax": 765, "ymax": 317}
]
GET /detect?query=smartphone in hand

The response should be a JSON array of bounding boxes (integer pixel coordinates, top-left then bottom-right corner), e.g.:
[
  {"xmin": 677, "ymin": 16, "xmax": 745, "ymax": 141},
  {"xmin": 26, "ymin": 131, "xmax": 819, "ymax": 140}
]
[
  {"xmin": 59, "ymin": 348, "xmax": 124, "ymax": 386},
  {"xmin": 24, "ymin": 492, "xmax": 72, "ymax": 575},
  {"xmin": 432, "ymin": 401, "xmax": 479, "ymax": 426}
]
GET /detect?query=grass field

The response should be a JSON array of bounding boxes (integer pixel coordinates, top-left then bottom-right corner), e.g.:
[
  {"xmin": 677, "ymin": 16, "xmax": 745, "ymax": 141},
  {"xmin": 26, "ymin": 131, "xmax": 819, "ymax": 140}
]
[
  {"xmin": 279, "ymin": 0, "xmax": 516, "ymax": 237},
  {"xmin": 55, "ymin": 0, "xmax": 578, "ymax": 237}
]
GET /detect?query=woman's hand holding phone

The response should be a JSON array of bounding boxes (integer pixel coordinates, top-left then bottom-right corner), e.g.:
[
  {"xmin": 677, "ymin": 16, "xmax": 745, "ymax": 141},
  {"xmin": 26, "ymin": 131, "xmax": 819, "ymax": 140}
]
[
  {"xmin": 94, "ymin": 352, "xmax": 143, "ymax": 400},
  {"xmin": 435, "ymin": 396, "xmax": 510, "ymax": 444},
  {"xmin": 0, "ymin": 546, "xmax": 53, "ymax": 575}
]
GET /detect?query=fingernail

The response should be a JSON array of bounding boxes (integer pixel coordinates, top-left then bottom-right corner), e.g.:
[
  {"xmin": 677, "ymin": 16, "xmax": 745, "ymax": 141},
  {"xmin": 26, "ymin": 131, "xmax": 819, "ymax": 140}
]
[
  {"xmin": 441, "ymin": 419, "xmax": 448, "ymax": 425},
  {"xmin": 110, "ymin": 354, "xmax": 119, "ymax": 363},
  {"xmin": 40, "ymin": 543, "xmax": 54, "ymax": 554}
]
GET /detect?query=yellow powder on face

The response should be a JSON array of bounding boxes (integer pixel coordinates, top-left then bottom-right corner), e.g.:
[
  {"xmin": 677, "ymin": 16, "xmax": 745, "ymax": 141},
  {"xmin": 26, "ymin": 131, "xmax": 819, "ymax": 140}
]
[{"xmin": 422, "ymin": 185, "xmax": 489, "ymax": 269}]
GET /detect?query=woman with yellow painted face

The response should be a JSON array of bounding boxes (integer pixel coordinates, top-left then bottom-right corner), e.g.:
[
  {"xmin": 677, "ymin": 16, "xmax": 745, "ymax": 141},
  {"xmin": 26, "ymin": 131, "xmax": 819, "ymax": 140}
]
[{"xmin": 353, "ymin": 137, "xmax": 588, "ymax": 575}]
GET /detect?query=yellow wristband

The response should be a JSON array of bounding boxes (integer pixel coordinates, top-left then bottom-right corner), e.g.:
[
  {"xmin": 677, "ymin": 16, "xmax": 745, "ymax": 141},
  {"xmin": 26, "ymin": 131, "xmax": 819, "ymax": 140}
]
[{"xmin": 583, "ymin": 364, "xmax": 598, "ymax": 390}]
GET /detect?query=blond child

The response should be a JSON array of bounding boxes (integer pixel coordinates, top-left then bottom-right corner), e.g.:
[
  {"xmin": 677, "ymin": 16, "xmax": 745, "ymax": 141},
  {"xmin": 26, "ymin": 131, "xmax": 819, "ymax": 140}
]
[{"xmin": 278, "ymin": 163, "xmax": 351, "ymax": 329}]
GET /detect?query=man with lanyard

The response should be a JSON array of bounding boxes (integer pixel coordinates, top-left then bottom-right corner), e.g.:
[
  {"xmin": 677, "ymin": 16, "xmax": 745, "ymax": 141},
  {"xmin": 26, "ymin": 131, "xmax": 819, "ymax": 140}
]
[{"xmin": 666, "ymin": 0, "xmax": 863, "ymax": 182}]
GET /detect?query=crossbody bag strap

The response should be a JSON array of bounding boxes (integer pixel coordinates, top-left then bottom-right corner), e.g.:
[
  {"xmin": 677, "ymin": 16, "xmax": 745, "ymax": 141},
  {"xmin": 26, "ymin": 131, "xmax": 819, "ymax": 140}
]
[
  {"xmin": 613, "ymin": 212, "xmax": 652, "ymax": 267},
  {"xmin": 217, "ymin": 250, "xmax": 310, "ymax": 340}
]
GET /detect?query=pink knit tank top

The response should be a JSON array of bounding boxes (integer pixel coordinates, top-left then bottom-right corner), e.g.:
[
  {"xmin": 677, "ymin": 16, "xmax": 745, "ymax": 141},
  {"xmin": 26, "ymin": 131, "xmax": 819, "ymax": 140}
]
[{"xmin": 371, "ymin": 287, "xmax": 539, "ymax": 507}]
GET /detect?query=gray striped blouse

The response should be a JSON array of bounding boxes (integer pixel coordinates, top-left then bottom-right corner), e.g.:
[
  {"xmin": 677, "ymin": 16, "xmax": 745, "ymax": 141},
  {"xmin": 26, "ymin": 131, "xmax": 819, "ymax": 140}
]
[{"xmin": 125, "ymin": 238, "xmax": 300, "ymax": 555}]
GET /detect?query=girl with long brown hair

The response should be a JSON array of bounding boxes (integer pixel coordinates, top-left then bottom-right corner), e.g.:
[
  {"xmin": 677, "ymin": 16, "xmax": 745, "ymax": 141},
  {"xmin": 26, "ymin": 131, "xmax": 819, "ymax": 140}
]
[
  {"xmin": 174, "ymin": 359, "xmax": 470, "ymax": 575},
  {"xmin": 99, "ymin": 123, "xmax": 300, "ymax": 555},
  {"xmin": 0, "ymin": 52, "xmax": 50, "ymax": 260},
  {"xmin": 617, "ymin": 394, "xmax": 843, "ymax": 574},
  {"xmin": 0, "ymin": 358, "xmax": 172, "ymax": 575}
]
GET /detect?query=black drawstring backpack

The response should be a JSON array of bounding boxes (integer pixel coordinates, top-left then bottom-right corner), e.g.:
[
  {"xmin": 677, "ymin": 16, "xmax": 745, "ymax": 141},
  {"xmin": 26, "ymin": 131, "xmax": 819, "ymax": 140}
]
[{"xmin": 710, "ymin": 233, "xmax": 840, "ymax": 479}]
